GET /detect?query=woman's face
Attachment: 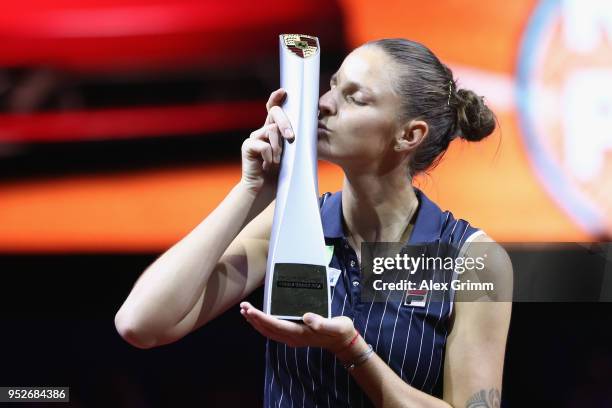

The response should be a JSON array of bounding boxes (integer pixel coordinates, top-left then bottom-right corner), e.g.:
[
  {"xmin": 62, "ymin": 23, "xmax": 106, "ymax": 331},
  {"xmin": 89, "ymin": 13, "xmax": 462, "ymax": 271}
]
[{"xmin": 317, "ymin": 45, "xmax": 404, "ymax": 171}]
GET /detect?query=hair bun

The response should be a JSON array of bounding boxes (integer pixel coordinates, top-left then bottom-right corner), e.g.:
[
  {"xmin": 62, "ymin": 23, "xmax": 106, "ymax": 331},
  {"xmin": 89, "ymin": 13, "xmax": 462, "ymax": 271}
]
[{"xmin": 455, "ymin": 88, "xmax": 496, "ymax": 142}]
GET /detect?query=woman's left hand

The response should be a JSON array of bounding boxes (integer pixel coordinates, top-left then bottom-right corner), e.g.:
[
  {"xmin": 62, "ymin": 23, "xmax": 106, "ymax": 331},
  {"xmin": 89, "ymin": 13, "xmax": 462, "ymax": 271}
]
[{"xmin": 240, "ymin": 302, "xmax": 356, "ymax": 353}]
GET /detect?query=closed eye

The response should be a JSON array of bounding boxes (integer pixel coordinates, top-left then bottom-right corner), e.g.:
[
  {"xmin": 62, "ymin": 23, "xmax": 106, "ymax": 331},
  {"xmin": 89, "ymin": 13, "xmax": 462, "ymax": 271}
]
[{"xmin": 347, "ymin": 95, "xmax": 367, "ymax": 106}]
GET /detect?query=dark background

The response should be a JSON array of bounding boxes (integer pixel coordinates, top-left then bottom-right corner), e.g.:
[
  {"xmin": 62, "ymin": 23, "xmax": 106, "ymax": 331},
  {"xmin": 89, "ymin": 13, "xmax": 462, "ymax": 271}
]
[{"xmin": 1, "ymin": 252, "xmax": 611, "ymax": 407}]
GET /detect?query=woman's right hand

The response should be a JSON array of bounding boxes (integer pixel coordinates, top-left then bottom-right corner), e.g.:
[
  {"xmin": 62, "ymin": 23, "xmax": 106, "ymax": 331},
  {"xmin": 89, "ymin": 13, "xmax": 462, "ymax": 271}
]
[{"xmin": 240, "ymin": 88, "xmax": 295, "ymax": 195}]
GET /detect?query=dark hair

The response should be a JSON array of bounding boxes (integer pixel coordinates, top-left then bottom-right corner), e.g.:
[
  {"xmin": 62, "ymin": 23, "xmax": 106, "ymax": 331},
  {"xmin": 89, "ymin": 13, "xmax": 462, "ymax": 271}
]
[{"xmin": 366, "ymin": 38, "xmax": 497, "ymax": 176}]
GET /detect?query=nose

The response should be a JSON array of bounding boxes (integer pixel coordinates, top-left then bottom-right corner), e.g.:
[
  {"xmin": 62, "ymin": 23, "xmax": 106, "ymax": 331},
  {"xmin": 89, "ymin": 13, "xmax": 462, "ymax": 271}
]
[{"xmin": 318, "ymin": 88, "xmax": 335, "ymax": 119}]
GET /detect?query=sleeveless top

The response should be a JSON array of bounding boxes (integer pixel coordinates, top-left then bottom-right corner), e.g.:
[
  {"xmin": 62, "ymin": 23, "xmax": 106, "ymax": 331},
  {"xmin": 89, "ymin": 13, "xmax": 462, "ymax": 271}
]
[{"xmin": 263, "ymin": 187, "xmax": 483, "ymax": 407}]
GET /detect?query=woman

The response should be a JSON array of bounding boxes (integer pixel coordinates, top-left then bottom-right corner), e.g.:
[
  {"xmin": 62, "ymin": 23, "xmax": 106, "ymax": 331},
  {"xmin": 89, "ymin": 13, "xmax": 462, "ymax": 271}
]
[{"xmin": 115, "ymin": 38, "xmax": 512, "ymax": 408}]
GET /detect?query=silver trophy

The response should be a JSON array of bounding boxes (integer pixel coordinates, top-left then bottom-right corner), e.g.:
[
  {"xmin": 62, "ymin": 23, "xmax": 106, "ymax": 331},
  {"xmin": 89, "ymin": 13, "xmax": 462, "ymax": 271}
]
[{"xmin": 263, "ymin": 34, "xmax": 331, "ymax": 320}]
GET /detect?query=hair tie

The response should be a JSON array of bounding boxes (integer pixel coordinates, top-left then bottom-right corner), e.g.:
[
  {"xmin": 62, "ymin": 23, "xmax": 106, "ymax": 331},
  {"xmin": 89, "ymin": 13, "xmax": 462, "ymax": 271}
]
[{"xmin": 447, "ymin": 80, "xmax": 453, "ymax": 106}]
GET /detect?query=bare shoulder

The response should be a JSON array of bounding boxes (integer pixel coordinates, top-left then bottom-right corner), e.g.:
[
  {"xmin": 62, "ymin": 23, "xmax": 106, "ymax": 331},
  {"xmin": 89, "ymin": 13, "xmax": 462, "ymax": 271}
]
[{"xmin": 458, "ymin": 232, "xmax": 513, "ymax": 302}]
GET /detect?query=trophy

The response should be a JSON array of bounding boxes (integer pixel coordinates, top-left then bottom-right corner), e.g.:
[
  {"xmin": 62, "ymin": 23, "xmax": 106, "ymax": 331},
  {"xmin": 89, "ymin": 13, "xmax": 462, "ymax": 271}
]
[{"xmin": 262, "ymin": 34, "xmax": 331, "ymax": 320}]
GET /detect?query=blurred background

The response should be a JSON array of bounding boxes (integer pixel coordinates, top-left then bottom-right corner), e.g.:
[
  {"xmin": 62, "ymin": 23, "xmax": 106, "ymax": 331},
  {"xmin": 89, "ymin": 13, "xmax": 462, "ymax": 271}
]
[{"xmin": 1, "ymin": 0, "xmax": 611, "ymax": 406}]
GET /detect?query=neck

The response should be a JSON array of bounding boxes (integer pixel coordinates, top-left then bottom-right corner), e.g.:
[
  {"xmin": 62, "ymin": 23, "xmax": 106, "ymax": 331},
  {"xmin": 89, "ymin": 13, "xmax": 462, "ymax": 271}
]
[{"xmin": 341, "ymin": 167, "xmax": 418, "ymax": 245}]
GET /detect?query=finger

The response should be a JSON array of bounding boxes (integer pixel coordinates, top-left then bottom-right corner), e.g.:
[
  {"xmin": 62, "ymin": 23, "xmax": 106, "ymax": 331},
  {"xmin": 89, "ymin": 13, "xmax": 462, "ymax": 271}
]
[
  {"xmin": 241, "ymin": 305, "xmax": 302, "ymax": 345},
  {"xmin": 264, "ymin": 111, "xmax": 273, "ymax": 126},
  {"xmin": 266, "ymin": 88, "xmax": 287, "ymax": 113},
  {"xmin": 240, "ymin": 301, "xmax": 253, "ymax": 310},
  {"xmin": 267, "ymin": 125, "xmax": 282, "ymax": 163},
  {"xmin": 264, "ymin": 89, "xmax": 286, "ymax": 126},
  {"xmin": 242, "ymin": 309, "xmax": 286, "ymax": 340},
  {"xmin": 248, "ymin": 124, "xmax": 282, "ymax": 164},
  {"xmin": 246, "ymin": 139, "xmax": 274, "ymax": 168},
  {"xmin": 242, "ymin": 302, "xmax": 304, "ymax": 337},
  {"xmin": 302, "ymin": 313, "xmax": 346, "ymax": 336},
  {"xmin": 245, "ymin": 306, "xmax": 305, "ymax": 337},
  {"xmin": 268, "ymin": 106, "xmax": 295, "ymax": 142},
  {"xmin": 249, "ymin": 123, "xmax": 277, "ymax": 140},
  {"xmin": 244, "ymin": 312, "xmax": 292, "ymax": 343}
]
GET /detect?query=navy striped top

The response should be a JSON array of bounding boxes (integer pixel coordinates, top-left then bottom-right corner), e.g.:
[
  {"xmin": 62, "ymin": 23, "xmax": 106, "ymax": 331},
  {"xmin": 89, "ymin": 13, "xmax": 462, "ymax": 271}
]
[{"xmin": 263, "ymin": 187, "xmax": 482, "ymax": 407}]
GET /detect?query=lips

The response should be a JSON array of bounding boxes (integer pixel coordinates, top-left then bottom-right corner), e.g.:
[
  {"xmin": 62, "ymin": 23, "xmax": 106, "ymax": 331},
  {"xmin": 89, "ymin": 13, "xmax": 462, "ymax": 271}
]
[{"xmin": 317, "ymin": 121, "xmax": 330, "ymax": 131}]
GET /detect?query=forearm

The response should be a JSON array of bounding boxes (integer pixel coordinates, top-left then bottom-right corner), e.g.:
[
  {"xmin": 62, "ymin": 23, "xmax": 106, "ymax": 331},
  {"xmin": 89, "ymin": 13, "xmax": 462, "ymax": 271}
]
[
  {"xmin": 337, "ymin": 337, "xmax": 453, "ymax": 408},
  {"xmin": 115, "ymin": 181, "xmax": 270, "ymax": 347}
]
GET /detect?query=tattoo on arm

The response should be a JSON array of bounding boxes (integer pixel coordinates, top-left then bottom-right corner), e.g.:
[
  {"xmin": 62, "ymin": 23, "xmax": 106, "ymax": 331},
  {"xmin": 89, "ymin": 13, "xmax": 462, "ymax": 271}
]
[{"xmin": 465, "ymin": 388, "xmax": 501, "ymax": 408}]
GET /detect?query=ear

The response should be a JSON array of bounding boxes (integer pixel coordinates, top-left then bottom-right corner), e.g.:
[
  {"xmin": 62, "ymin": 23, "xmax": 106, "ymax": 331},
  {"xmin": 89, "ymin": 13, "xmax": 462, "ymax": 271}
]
[{"xmin": 394, "ymin": 120, "xmax": 428, "ymax": 153}]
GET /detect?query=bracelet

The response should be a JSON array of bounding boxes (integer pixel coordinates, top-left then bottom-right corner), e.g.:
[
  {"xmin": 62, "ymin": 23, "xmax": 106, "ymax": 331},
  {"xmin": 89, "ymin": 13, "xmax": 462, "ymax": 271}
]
[
  {"xmin": 335, "ymin": 330, "xmax": 360, "ymax": 355},
  {"xmin": 343, "ymin": 344, "xmax": 374, "ymax": 371}
]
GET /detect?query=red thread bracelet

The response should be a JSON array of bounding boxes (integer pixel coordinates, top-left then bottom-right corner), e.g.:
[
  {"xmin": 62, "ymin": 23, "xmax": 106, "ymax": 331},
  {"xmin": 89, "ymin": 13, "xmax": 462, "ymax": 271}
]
[{"xmin": 336, "ymin": 329, "xmax": 360, "ymax": 355}]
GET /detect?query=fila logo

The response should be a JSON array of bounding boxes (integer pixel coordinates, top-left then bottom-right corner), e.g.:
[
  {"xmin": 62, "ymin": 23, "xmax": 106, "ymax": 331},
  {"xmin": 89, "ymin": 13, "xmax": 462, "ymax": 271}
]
[{"xmin": 404, "ymin": 289, "xmax": 428, "ymax": 308}]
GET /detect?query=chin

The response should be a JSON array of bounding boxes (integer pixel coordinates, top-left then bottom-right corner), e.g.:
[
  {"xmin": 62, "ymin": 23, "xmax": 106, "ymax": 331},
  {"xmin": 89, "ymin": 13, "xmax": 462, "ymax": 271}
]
[
  {"xmin": 317, "ymin": 151, "xmax": 333, "ymax": 165},
  {"xmin": 317, "ymin": 152, "xmax": 340, "ymax": 166},
  {"xmin": 317, "ymin": 138, "xmax": 346, "ymax": 166}
]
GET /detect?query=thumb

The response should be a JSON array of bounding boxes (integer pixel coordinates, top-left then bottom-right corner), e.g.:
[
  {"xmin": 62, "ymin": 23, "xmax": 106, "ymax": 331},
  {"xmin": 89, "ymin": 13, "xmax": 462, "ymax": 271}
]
[
  {"xmin": 302, "ymin": 313, "xmax": 324, "ymax": 329},
  {"xmin": 303, "ymin": 313, "xmax": 343, "ymax": 335}
]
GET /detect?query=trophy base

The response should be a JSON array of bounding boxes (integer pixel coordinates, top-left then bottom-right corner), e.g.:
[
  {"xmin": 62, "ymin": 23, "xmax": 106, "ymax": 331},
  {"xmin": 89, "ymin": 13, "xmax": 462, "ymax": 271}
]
[{"xmin": 270, "ymin": 263, "xmax": 329, "ymax": 319}]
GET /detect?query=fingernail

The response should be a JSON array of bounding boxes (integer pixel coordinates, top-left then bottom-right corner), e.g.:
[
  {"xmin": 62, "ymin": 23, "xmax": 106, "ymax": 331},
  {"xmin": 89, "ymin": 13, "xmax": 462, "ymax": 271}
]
[{"xmin": 285, "ymin": 129, "xmax": 294, "ymax": 139}]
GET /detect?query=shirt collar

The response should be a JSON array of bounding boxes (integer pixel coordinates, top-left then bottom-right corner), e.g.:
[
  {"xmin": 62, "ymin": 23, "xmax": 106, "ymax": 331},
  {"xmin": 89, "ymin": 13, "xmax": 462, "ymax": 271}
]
[{"xmin": 321, "ymin": 187, "xmax": 444, "ymax": 244}]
